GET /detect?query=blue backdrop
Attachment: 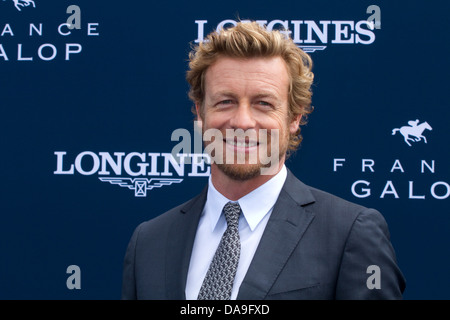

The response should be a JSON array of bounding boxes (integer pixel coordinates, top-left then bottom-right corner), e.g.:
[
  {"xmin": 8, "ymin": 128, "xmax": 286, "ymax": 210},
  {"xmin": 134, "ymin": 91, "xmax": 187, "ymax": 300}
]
[{"xmin": 1, "ymin": 0, "xmax": 449, "ymax": 299}]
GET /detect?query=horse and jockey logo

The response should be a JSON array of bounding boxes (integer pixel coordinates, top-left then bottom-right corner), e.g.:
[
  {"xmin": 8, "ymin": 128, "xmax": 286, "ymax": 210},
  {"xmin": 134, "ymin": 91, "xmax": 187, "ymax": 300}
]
[
  {"xmin": 392, "ymin": 119, "xmax": 432, "ymax": 147},
  {"xmin": 9, "ymin": 0, "xmax": 35, "ymax": 11}
]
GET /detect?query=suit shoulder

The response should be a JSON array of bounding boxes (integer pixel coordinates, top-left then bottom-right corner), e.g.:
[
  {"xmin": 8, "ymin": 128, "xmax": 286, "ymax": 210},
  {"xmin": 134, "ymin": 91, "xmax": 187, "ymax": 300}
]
[
  {"xmin": 309, "ymin": 186, "xmax": 366, "ymax": 212},
  {"xmin": 305, "ymin": 185, "xmax": 383, "ymax": 226},
  {"xmin": 284, "ymin": 170, "xmax": 375, "ymax": 221},
  {"xmin": 139, "ymin": 197, "xmax": 195, "ymax": 230},
  {"xmin": 136, "ymin": 188, "xmax": 206, "ymax": 234},
  {"xmin": 127, "ymin": 198, "xmax": 192, "ymax": 247},
  {"xmin": 302, "ymin": 185, "xmax": 390, "ymax": 246}
]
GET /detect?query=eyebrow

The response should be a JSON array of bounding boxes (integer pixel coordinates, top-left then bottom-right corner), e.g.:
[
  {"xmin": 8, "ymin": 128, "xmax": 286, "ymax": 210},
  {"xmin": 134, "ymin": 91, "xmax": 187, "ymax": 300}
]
[
  {"xmin": 209, "ymin": 91, "xmax": 237, "ymax": 100},
  {"xmin": 210, "ymin": 91, "xmax": 281, "ymax": 102},
  {"xmin": 252, "ymin": 93, "xmax": 280, "ymax": 102}
]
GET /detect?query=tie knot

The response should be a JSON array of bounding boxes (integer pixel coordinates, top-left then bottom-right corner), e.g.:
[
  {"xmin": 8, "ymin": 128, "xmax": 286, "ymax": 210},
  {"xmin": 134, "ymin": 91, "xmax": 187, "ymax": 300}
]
[{"xmin": 223, "ymin": 201, "xmax": 241, "ymax": 228}]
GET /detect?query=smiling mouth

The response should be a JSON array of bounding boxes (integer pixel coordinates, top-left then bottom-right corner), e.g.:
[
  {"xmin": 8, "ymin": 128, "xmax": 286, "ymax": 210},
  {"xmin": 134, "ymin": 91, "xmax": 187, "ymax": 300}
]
[{"xmin": 224, "ymin": 138, "xmax": 259, "ymax": 148}]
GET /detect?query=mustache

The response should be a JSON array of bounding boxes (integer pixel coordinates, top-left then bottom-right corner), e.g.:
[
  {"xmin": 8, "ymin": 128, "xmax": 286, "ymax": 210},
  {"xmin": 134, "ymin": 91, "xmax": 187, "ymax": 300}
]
[{"xmin": 202, "ymin": 128, "xmax": 279, "ymax": 143}]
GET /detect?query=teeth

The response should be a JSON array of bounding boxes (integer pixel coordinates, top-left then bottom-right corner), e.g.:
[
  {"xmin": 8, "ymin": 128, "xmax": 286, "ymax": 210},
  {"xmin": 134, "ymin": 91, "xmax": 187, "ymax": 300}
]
[{"xmin": 226, "ymin": 140, "xmax": 258, "ymax": 147}]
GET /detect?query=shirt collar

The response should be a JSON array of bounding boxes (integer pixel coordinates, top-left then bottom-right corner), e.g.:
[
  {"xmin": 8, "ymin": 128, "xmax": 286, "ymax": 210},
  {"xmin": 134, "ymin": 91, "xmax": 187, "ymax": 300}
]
[{"xmin": 205, "ymin": 165, "xmax": 287, "ymax": 232}]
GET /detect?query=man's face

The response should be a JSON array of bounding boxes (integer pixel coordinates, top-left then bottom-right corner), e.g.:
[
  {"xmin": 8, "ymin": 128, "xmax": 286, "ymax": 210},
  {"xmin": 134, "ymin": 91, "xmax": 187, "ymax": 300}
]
[{"xmin": 197, "ymin": 56, "xmax": 300, "ymax": 180}]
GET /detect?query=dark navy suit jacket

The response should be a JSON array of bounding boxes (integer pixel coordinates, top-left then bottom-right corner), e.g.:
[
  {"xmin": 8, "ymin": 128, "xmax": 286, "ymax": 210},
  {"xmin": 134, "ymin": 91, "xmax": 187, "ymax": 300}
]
[{"xmin": 122, "ymin": 170, "xmax": 406, "ymax": 299}]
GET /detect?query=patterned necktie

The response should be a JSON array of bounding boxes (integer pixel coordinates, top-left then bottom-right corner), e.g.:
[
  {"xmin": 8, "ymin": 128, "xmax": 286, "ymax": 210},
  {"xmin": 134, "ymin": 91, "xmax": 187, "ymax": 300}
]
[{"xmin": 197, "ymin": 201, "xmax": 242, "ymax": 300}]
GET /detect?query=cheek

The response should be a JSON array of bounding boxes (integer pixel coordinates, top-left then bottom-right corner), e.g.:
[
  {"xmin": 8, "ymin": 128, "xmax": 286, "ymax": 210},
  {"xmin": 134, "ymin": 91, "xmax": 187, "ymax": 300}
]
[
  {"xmin": 204, "ymin": 113, "xmax": 225, "ymax": 129},
  {"xmin": 262, "ymin": 113, "xmax": 291, "ymax": 137}
]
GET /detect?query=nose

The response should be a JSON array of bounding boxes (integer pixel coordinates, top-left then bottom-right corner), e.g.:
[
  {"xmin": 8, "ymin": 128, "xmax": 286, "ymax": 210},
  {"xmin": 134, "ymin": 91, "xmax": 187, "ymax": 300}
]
[{"xmin": 228, "ymin": 102, "xmax": 256, "ymax": 130}]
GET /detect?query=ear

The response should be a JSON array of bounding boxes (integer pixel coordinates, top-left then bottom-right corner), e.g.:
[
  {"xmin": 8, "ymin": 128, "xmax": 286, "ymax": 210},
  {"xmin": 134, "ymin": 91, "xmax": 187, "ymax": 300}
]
[
  {"xmin": 194, "ymin": 103, "xmax": 204, "ymax": 133},
  {"xmin": 289, "ymin": 115, "xmax": 302, "ymax": 134},
  {"xmin": 195, "ymin": 102, "xmax": 204, "ymax": 125},
  {"xmin": 195, "ymin": 102, "xmax": 203, "ymax": 121}
]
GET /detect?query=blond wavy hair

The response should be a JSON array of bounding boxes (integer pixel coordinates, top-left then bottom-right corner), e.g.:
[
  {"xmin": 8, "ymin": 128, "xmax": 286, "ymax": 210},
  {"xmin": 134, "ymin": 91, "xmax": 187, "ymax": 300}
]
[{"xmin": 186, "ymin": 21, "xmax": 314, "ymax": 151}]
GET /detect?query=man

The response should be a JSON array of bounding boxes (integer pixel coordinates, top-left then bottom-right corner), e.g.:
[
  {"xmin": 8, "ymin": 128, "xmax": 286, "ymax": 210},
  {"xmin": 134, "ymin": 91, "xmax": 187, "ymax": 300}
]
[{"xmin": 122, "ymin": 21, "xmax": 406, "ymax": 300}]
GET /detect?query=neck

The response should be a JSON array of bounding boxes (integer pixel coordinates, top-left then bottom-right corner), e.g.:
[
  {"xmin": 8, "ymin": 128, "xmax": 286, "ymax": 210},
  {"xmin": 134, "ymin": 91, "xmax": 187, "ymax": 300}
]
[{"xmin": 210, "ymin": 161, "xmax": 285, "ymax": 201}]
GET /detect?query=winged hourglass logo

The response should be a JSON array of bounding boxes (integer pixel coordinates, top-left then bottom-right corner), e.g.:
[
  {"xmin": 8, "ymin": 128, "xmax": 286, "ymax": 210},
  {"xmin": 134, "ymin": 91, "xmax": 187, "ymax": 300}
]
[{"xmin": 99, "ymin": 177, "xmax": 183, "ymax": 197}]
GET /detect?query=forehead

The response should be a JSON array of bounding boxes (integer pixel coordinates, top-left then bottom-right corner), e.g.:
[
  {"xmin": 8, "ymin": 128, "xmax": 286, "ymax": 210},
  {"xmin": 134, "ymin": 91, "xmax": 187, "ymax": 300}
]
[{"xmin": 204, "ymin": 56, "xmax": 290, "ymax": 97}]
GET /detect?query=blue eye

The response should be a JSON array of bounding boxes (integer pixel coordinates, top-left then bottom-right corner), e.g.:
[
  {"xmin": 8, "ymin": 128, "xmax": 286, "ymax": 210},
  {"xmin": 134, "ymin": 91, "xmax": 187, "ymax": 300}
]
[
  {"xmin": 215, "ymin": 100, "xmax": 234, "ymax": 108},
  {"xmin": 257, "ymin": 101, "xmax": 273, "ymax": 109}
]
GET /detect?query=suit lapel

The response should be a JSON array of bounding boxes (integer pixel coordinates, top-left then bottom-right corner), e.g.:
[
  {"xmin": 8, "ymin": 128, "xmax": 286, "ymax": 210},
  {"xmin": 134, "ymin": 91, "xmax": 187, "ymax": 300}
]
[
  {"xmin": 237, "ymin": 170, "xmax": 316, "ymax": 299},
  {"xmin": 165, "ymin": 186, "xmax": 207, "ymax": 299}
]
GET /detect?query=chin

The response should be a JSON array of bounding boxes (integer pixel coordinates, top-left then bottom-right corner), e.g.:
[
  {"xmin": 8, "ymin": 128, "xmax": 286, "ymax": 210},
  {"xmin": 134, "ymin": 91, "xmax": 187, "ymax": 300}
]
[{"xmin": 216, "ymin": 163, "xmax": 263, "ymax": 181}]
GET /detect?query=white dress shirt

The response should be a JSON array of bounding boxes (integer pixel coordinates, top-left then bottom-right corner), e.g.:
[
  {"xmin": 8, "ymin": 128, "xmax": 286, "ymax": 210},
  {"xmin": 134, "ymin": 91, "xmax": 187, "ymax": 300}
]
[{"xmin": 185, "ymin": 165, "xmax": 287, "ymax": 300}]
